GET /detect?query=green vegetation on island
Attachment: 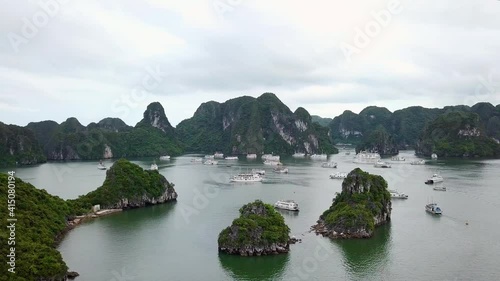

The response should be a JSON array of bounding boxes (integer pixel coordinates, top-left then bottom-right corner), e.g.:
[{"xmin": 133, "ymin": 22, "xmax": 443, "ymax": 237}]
[
  {"xmin": 218, "ymin": 200, "xmax": 291, "ymax": 256},
  {"xmin": 313, "ymin": 168, "xmax": 391, "ymax": 239},
  {"xmin": 0, "ymin": 122, "xmax": 46, "ymax": 167}
]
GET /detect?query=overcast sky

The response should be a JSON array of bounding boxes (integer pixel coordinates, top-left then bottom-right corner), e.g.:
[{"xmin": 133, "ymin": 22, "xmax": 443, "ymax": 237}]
[{"xmin": 1, "ymin": 0, "xmax": 499, "ymax": 127}]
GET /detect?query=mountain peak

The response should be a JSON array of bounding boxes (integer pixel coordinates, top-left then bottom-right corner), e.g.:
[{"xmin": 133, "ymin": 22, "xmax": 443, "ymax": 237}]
[{"xmin": 137, "ymin": 102, "xmax": 174, "ymax": 134}]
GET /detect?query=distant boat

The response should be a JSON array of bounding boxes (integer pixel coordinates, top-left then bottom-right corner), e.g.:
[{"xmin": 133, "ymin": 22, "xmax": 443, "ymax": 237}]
[
  {"xmin": 230, "ymin": 173, "xmax": 262, "ymax": 182},
  {"xmin": 252, "ymin": 169, "xmax": 265, "ymax": 175},
  {"xmin": 97, "ymin": 160, "xmax": 107, "ymax": 170},
  {"xmin": 204, "ymin": 159, "xmax": 218, "ymax": 165},
  {"xmin": 425, "ymin": 203, "xmax": 442, "ymax": 215},
  {"xmin": 389, "ymin": 190, "xmax": 408, "ymax": 199},
  {"xmin": 425, "ymin": 173, "xmax": 444, "ymax": 184},
  {"xmin": 263, "ymin": 160, "xmax": 282, "ymax": 166},
  {"xmin": 273, "ymin": 167, "xmax": 289, "ymax": 174},
  {"xmin": 159, "ymin": 155, "xmax": 171, "ymax": 160},
  {"xmin": 310, "ymin": 154, "xmax": 327, "ymax": 160},
  {"xmin": 374, "ymin": 160, "xmax": 392, "ymax": 168},
  {"xmin": 262, "ymin": 154, "xmax": 280, "ymax": 161},
  {"xmin": 345, "ymin": 152, "xmax": 351, "ymax": 155},
  {"xmin": 204, "ymin": 155, "xmax": 215, "ymax": 159},
  {"xmin": 330, "ymin": 172, "xmax": 348, "ymax": 179},
  {"xmin": 224, "ymin": 156, "xmax": 238, "ymax": 160},
  {"xmin": 431, "ymin": 153, "xmax": 438, "ymax": 160},
  {"xmin": 321, "ymin": 161, "xmax": 337, "ymax": 168},
  {"xmin": 292, "ymin": 152, "xmax": 306, "ymax": 157},
  {"xmin": 274, "ymin": 200, "xmax": 299, "ymax": 211},
  {"xmin": 353, "ymin": 151, "xmax": 380, "ymax": 164},
  {"xmin": 391, "ymin": 156, "xmax": 406, "ymax": 161},
  {"xmin": 411, "ymin": 159, "xmax": 426, "ymax": 165},
  {"xmin": 246, "ymin": 153, "xmax": 257, "ymax": 159},
  {"xmin": 214, "ymin": 152, "xmax": 224, "ymax": 159},
  {"xmin": 433, "ymin": 186, "xmax": 447, "ymax": 191},
  {"xmin": 150, "ymin": 162, "xmax": 158, "ymax": 171},
  {"xmin": 191, "ymin": 158, "xmax": 203, "ymax": 163}
]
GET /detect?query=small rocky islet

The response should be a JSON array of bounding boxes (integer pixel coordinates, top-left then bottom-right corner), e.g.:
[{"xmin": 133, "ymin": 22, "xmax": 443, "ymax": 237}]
[
  {"xmin": 312, "ymin": 168, "xmax": 392, "ymax": 239},
  {"xmin": 218, "ymin": 200, "xmax": 292, "ymax": 256}
]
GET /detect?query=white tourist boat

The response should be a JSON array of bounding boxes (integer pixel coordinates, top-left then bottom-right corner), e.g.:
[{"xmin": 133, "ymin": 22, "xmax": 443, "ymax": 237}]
[
  {"xmin": 246, "ymin": 153, "xmax": 257, "ymax": 159},
  {"xmin": 292, "ymin": 152, "xmax": 306, "ymax": 157},
  {"xmin": 214, "ymin": 152, "xmax": 224, "ymax": 159},
  {"xmin": 353, "ymin": 151, "xmax": 381, "ymax": 164},
  {"xmin": 274, "ymin": 200, "xmax": 299, "ymax": 211},
  {"xmin": 425, "ymin": 173, "xmax": 444, "ymax": 184},
  {"xmin": 191, "ymin": 157, "xmax": 203, "ymax": 163},
  {"xmin": 263, "ymin": 160, "xmax": 282, "ymax": 166},
  {"xmin": 230, "ymin": 173, "xmax": 262, "ymax": 182},
  {"xmin": 204, "ymin": 159, "xmax": 218, "ymax": 165},
  {"xmin": 330, "ymin": 172, "xmax": 348, "ymax": 179},
  {"xmin": 224, "ymin": 156, "xmax": 238, "ymax": 160},
  {"xmin": 433, "ymin": 186, "xmax": 447, "ymax": 191},
  {"xmin": 389, "ymin": 190, "xmax": 408, "ymax": 199},
  {"xmin": 310, "ymin": 154, "xmax": 328, "ymax": 160},
  {"xmin": 431, "ymin": 153, "xmax": 438, "ymax": 160},
  {"xmin": 425, "ymin": 203, "xmax": 442, "ymax": 215},
  {"xmin": 410, "ymin": 159, "xmax": 426, "ymax": 165},
  {"xmin": 345, "ymin": 152, "xmax": 351, "ymax": 155},
  {"xmin": 159, "ymin": 155, "xmax": 171, "ymax": 160},
  {"xmin": 321, "ymin": 161, "xmax": 337, "ymax": 168},
  {"xmin": 252, "ymin": 169, "xmax": 265, "ymax": 175},
  {"xmin": 391, "ymin": 156, "xmax": 406, "ymax": 161},
  {"xmin": 97, "ymin": 161, "xmax": 107, "ymax": 170},
  {"xmin": 273, "ymin": 167, "xmax": 289, "ymax": 174},
  {"xmin": 262, "ymin": 154, "xmax": 280, "ymax": 161},
  {"xmin": 374, "ymin": 160, "xmax": 392, "ymax": 168},
  {"xmin": 150, "ymin": 162, "xmax": 158, "ymax": 171},
  {"xmin": 204, "ymin": 154, "xmax": 215, "ymax": 159}
]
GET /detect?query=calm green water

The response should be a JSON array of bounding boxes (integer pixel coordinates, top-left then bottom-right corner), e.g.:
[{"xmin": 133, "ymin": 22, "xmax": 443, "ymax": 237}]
[{"xmin": 4, "ymin": 151, "xmax": 500, "ymax": 280}]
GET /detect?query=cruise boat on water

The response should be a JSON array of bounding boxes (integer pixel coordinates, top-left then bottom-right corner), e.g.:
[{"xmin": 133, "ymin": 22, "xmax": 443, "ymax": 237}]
[
  {"xmin": 97, "ymin": 161, "xmax": 107, "ymax": 170},
  {"xmin": 274, "ymin": 200, "xmax": 299, "ymax": 211},
  {"xmin": 230, "ymin": 173, "xmax": 262, "ymax": 182},
  {"xmin": 425, "ymin": 203, "xmax": 442, "ymax": 215},
  {"xmin": 391, "ymin": 156, "xmax": 405, "ymax": 161},
  {"xmin": 262, "ymin": 154, "xmax": 280, "ymax": 161},
  {"xmin": 263, "ymin": 160, "xmax": 282, "ymax": 166},
  {"xmin": 292, "ymin": 152, "xmax": 306, "ymax": 157},
  {"xmin": 425, "ymin": 174, "xmax": 444, "ymax": 184},
  {"xmin": 246, "ymin": 153, "xmax": 257, "ymax": 159},
  {"xmin": 214, "ymin": 152, "xmax": 224, "ymax": 159},
  {"xmin": 159, "ymin": 155, "xmax": 171, "ymax": 160},
  {"xmin": 204, "ymin": 155, "xmax": 215, "ymax": 159},
  {"xmin": 310, "ymin": 154, "xmax": 328, "ymax": 160},
  {"xmin": 204, "ymin": 159, "xmax": 218, "ymax": 165},
  {"xmin": 433, "ymin": 186, "xmax": 447, "ymax": 191},
  {"xmin": 431, "ymin": 153, "xmax": 438, "ymax": 160},
  {"xmin": 150, "ymin": 162, "xmax": 158, "ymax": 171},
  {"xmin": 321, "ymin": 161, "xmax": 337, "ymax": 168},
  {"xmin": 330, "ymin": 172, "xmax": 348, "ymax": 179},
  {"xmin": 389, "ymin": 190, "xmax": 408, "ymax": 199},
  {"xmin": 224, "ymin": 156, "xmax": 238, "ymax": 160},
  {"xmin": 273, "ymin": 167, "xmax": 289, "ymax": 174},
  {"xmin": 191, "ymin": 158, "xmax": 203, "ymax": 163},
  {"xmin": 252, "ymin": 169, "xmax": 265, "ymax": 175},
  {"xmin": 353, "ymin": 151, "xmax": 381, "ymax": 164},
  {"xmin": 374, "ymin": 160, "xmax": 392, "ymax": 168},
  {"xmin": 411, "ymin": 160, "xmax": 426, "ymax": 165}
]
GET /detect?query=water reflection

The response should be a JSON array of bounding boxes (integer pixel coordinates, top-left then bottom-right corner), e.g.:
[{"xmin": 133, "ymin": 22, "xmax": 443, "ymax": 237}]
[
  {"xmin": 275, "ymin": 208, "xmax": 299, "ymax": 218},
  {"xmin": 334, "ymin": 224, "xmax": 391, "ymax": 280},
  {"xmin": 219, "ymin": 253, "xmax": 289, "ymax": 281}
]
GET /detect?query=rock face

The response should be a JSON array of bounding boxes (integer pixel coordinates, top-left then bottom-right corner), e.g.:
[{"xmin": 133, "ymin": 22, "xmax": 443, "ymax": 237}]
[
  {"xmin": 415, "ymin": 111, "xmax": 500, "ymax": 157},
  {"xmin": 218, "ymin": 200, "xmax": 291, "ymax": 256},
  {"xmin": 177, "ymin": 93, "xmax": 337, "ymax": 155},
  {"xmin": 355, "ymin": 126, "xmax": 399, "ymax": 156},
  {"xmin": 0, "ymin": 121, "xmax": 47, "ymax": 166},
  {"xmin": 313, "ymin": 168, "xmax": 391, "ymax": 239},
  {"xmin": 81, "ymin": 159, "xmax": 177, "ymax": 209},
  {"xmin": 136, "ymin": 101, "xmax": 175, "ymax": 135}
]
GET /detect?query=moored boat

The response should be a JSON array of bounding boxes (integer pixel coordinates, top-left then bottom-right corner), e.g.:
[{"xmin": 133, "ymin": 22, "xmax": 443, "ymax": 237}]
[
  {"xmin": 214, "ymin": 152, "xmax": 224, "ymax": 159},
  {"xmin": 425, "ymin": 203, "xmax": 442, "ymax": 215},
  {"xmin": 433, "ymin": 186, "xmax": 447, "ymax": 191},
  {"xmin": 330, "ymin": 172, "xmax": 348, "ymax": 179},
  {"xmin": 159, "ymin": 155, "xmax": 171, "ymax": 160},
  {"xmin": 389, "ymin": 189, "xmax": 408, "ymax": 199},
  {"xmin": 204, "ymin": 154, "xmax": 215, "ymax": 159},
  {"xmin": 230, "ymin": 173, "xmax": 262, "ymax": 182},
  {"xmin": 321, "ymin": 161, "xmax": 337, "ymax": 168},
  {"xmin": 292, "ymin": 152, "xmax": 306, "ymax": 157},
  {"xmin": 411, "ymin": 160, "xmax": 426, "ymax": 165},
  {"xmin": 353, "ymin": 151, "xmax": 380, "ymax": 164},
  {"xmin": 224, "ymin": 156, "xmax": 238, "ymax": 160},
  {"xmin": 262, "ymin": 154, "xmax": 280, "ymax": 161},
  {"xmin": 246, "ymin": 153, "xmax": 257, "ymax": 159},
  {"xmin": 431, "ymin": 153, "xmax": 438, "ymax": 160},
  {"xmin": 191, "ymin": 158, "xmax": 203, "ymax": 163},
  {"xmin": 97, "ymin": 160, "xmax": 107, "ymax": 170},
  {"xmin": 374, "ymin": 160, "xmax": 392, "ymax": 168},
  {"xmin": 150, "ymin": 162, "xmax": 158, "ymax": 171},
  {"xmin": 274, "ymin": 200, "xmax": 299, "ymax": 211},
  {"xmin": 263, "ymin": 160, "xmax": 282, "ymax": 166},
  {"xmin": 310, "ymin": 154, "xmax": 328, "ymax": 160},
  {"xmin": 391, "ymin": 156, "xmax": 405, "ymax": 161},
  {"xmin": 204, "ymin": 159, "xmax": 218, "ymax": 165},
  {"xmin": 273, "ymin": 167, "xmax": 289, "ymax": 174},
  {"xmin": 425, "ymin": 173, "xmax": 444, "ymax": 184},
  {"xmin": 252, "ymin": 169, "xmax": 265, "ymax": 175}
]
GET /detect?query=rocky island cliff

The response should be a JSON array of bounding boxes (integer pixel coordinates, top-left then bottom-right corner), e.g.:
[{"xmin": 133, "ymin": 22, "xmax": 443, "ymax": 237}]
[
  {"xmin": 218, "ymin": 200, "xmax": 291, "ymax": 256},
  {"xmin": 313, "ymin": 168, "xmax": 391, "ymax": 239}
]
